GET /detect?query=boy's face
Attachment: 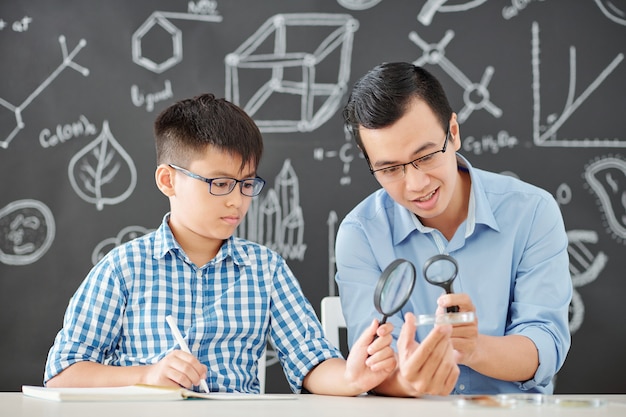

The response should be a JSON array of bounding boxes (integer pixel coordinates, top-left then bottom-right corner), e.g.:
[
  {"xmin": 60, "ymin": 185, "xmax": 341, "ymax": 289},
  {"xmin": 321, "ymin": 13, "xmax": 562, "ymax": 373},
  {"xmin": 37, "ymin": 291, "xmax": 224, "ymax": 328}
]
[
  {"xmin": 359, "ymin": 99, "xmax": 462, "ymax": 228},
  {"xmin": 158, "ymin": 145, "xmax": 256, "ymax": 255}
]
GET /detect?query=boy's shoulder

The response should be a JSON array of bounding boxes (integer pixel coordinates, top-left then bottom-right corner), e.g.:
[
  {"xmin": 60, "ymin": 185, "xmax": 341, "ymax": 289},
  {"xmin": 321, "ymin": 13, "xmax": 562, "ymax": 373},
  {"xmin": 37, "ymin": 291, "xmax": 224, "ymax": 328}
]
[{"xmin": 230, "ymin": 236, "xmax": 282, "ymax": 261}]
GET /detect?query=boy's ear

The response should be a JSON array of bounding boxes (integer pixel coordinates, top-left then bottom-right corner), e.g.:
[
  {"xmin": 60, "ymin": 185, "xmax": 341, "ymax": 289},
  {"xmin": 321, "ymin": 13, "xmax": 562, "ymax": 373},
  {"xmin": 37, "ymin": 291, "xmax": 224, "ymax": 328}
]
[{"xmin": 155, "ymin": 164, "xmax": 175, "ymax": 197}]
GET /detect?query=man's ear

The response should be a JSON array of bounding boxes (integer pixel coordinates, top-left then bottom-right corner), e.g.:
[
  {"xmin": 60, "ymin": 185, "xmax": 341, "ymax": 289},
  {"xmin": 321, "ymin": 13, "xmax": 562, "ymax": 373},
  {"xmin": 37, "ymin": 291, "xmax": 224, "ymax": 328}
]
[
  {"xmin": 449, "ymin": 113, "xmax": 461, "ymax": 152},
  {"xmin": 155, "ymin": 164, "xmax": 175, "ymax": 197}
]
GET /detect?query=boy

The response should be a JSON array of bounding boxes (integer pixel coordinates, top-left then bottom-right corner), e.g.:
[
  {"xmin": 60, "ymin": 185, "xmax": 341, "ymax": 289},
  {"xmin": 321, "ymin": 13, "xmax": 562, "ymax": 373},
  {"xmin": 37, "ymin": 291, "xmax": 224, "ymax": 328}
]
[
  {"xmin": 336, "ymin": 62, "xmax": 572, "ymax": 396},
  {"xmin": 45, "ymin": 93, "xmax": 396, "ymax": 395}
]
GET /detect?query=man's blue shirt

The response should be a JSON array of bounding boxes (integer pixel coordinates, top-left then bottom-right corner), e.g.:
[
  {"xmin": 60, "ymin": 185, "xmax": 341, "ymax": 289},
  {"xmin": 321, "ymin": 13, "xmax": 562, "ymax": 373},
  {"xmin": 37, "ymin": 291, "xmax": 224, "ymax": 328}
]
[{"xmin": 335, "ymin": 155, "xmax": 572, "ymax": 394}]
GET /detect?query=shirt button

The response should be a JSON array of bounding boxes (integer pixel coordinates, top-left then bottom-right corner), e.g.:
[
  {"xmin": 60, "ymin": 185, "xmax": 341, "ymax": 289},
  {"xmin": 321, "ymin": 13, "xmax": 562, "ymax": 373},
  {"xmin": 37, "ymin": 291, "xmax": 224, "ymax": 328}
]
[
  {"xmin": 196, "ymin": 270, "xmax": 203, "ymax": 278},
  {"xmin": 458, "ymin": 384, "xmax": 466, "ymax": 391}
]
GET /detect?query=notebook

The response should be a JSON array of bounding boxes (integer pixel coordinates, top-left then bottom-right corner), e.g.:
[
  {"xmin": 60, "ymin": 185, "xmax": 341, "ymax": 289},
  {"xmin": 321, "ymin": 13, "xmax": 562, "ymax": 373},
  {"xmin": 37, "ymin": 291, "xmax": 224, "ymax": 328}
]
[{"xmin": 21, "ymin": 385, "xmax": 295, "ymax": 402}]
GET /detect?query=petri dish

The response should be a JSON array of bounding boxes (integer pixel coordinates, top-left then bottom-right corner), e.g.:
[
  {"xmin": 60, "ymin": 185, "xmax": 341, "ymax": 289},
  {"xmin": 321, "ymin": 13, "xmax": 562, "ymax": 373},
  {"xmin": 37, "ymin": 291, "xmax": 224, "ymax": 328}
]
[
  {"xmin": 415, "ymin": 311, "xmax": 475, "ymax": 326},
  {"xmin": 453, "ymin": 395, "xmax": 516, "ymax": 408},
  {"xmin": 497, "ymin": 394, "xmax": 547, "ymax": 406},
  {"xmin": 551, "ymin": 398, "xmax": 607, "ymax": 408}
]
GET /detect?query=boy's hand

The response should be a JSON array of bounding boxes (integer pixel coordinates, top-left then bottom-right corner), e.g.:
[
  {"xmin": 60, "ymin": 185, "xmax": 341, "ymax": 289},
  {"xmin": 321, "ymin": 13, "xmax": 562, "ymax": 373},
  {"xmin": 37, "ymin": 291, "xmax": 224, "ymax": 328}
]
[
  {"xmin": 344, "ymin": 319, "xmax": 397, "ymax": 392},
  {"xmin": 142, "ymin": 350, "xmax": 208, "ymax": 389}
]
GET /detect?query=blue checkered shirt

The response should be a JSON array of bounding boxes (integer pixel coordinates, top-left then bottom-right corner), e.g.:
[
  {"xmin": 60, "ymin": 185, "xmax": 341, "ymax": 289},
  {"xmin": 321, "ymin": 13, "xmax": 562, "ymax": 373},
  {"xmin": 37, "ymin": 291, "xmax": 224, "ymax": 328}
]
[{"xmin": 45, "ymin": 214, "xmax": 341, "ymax": 393}]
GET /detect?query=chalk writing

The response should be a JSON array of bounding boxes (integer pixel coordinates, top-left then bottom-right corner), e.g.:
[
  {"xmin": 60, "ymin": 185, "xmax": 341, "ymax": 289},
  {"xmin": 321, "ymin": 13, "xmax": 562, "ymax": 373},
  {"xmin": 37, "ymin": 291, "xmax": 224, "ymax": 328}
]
[
  {"xmin": 130, "ymin": 80, "xmax": 174, "ymax": 112},
  {"xmin": 39, "ymin": 115, "xmax": 97, "ymax": 148}
]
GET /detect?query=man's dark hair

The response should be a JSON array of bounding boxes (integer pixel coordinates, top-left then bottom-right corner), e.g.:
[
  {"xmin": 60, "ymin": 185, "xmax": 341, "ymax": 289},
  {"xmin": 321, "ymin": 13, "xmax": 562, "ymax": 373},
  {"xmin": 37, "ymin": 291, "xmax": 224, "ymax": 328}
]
[{"xmin": 343, "ymin": 62, "xmax": 453, "ymax": 157}]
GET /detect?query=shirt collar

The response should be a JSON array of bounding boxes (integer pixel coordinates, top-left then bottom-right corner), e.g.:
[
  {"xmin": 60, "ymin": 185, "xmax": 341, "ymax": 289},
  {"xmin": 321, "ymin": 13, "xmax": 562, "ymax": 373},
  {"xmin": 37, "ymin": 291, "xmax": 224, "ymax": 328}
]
[
  {"xmin": 395, "ymin": 154, "xmax": 499, "ymax": 242},
  {"xmin": 153, "ymin": 213, "xmax": 250, "ymax": 266}
]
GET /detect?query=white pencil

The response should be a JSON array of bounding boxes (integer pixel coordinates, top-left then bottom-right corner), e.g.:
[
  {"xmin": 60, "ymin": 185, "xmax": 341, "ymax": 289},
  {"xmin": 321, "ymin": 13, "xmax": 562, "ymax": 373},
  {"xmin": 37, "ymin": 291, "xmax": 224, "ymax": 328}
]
[{"xmin": 165, "ymin": 315, "xmax": 210, "ymax": 393}]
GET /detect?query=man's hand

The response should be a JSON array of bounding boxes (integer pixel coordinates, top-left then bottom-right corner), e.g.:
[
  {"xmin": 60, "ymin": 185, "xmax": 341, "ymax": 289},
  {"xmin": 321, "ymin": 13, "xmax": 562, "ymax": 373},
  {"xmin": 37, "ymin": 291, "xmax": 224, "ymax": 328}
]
[
  {"xmin": 396, "ymin": 312, "xmax": 459, "ymax": 396},
  {"xmin": 437, "ymin": 293, "xmax": 479, "ymax": 366}
]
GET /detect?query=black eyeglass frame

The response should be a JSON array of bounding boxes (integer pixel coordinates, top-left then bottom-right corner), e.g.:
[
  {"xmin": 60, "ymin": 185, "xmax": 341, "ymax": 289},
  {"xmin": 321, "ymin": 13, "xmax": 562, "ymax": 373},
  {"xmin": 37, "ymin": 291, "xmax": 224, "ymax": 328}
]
[
  {"xmin": 368, "ymin": 125, "xmax": 451, "ymax": 177},
  {"xmin": 168, "ymin": 164, "xmax": 266, "ymax": 197}
]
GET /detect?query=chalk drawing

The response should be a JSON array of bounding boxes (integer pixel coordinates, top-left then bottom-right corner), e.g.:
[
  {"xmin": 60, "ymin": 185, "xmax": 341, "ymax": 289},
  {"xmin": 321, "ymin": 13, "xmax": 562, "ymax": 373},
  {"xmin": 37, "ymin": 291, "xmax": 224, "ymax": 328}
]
[
  {"xmin": 0, "ymin": 199, "xmax": 55, "ymax": 266},
  {"xmin": 532, "ymin": 22, "xmax": 624, "ymax": 147},
  {"xmin": 225, "ymin": 13, "xmax": 359, "ymax": 133},
  {"xmin": 584, "ymin": 155, "xmax": 626, "ymax": 244},
  {"xmin": 91, "ymin": 225, "xmax": 154, "ymax": 265},
  {"xmin": 567, "ymin": 229, "xmax": 608, "ymax": 333},
  {"xmin": 132, "ymin": 1, "xmax": 222, "ymax": 73},
  {"xmin": 327, "ymin": 210, "xmax": 339, "ymax": 296},
  {"xmin": 418, "ymin": 0, "xmax": 489, "ymax": 26},
  {"xmin": 337, "ymin": 0, "xmax": 382, "ymax": 10},
  {"xmin": 313, "ymin": 126, "xmax": 363, "ymax": 185},
  {"xmin": 68, "ymin": 121, "xmax": 137, "ymax": 211},
  {"xmin": 0, "ymin": 35, "xmax": 88, "ymax": 149},
  {"xmin": 410, "ymin": 30, "xmax": 502, "ymax": 123},
  {"xmin": 236, "ymin": 159, "xmax": 306, "ymax": 261},
  {"xmin": 594, "ymin": 0, "xmax": 626, "ymax": 26}
]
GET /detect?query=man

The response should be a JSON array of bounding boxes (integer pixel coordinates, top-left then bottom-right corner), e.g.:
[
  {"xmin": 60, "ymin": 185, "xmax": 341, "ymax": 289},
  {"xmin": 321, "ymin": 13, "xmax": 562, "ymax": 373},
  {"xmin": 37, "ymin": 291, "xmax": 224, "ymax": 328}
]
[{"xmin": 336, "ymin": 62, "xmax": 572, "ymax": 396}]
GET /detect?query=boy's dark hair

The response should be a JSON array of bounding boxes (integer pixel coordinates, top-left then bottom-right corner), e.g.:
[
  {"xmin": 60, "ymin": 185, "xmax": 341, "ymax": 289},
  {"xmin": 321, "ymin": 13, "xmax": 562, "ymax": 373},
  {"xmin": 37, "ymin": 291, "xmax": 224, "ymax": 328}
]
[
  {"xmin": 342, "ymin": 62, "xmax": 453, "ymax": 157},
  {"xmin": 154, "ymin": 93, "xmax": 263, "ymax": 172}
]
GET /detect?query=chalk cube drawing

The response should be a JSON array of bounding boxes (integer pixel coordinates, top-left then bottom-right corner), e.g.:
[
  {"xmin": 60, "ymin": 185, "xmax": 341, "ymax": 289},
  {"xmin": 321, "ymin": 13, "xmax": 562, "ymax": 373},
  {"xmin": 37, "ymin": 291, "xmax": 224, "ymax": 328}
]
[{"xmin": 225, "ymin": 13, "xmax": 359, "ymax": 133}]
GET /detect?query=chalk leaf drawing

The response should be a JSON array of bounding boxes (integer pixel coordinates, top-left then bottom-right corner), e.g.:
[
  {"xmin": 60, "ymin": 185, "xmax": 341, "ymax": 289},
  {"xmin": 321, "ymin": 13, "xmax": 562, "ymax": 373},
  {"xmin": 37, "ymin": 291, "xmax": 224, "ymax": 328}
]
[
  {"xmin": 0, "ymin": 199, "xmax": 55, "ymax": 266},
  {"xmin": 68, "ymin": 121, "xmax": 137, "ymax": 210}
]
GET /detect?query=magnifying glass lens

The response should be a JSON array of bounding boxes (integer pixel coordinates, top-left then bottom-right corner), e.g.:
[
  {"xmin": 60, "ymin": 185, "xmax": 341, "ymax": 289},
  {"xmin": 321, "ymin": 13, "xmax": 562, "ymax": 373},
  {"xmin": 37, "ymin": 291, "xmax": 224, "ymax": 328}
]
[
  {"xmin": 379, "ymin": 262, "xmax": 414, "ymax": 314},
  {"xmin": 424, "ymin": 258, "xmax": 456, "ymax": 284}
]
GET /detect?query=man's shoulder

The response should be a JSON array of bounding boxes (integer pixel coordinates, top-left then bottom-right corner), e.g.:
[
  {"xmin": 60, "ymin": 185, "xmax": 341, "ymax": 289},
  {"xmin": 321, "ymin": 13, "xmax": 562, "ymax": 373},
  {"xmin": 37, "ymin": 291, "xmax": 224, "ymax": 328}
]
[
  {"xmin": 475, "ymin": 168, "xmax": 552, "ymax": 199},
  {"xmin": 345, "ymin": 188, "xmax": 395, "ymax": 219}
]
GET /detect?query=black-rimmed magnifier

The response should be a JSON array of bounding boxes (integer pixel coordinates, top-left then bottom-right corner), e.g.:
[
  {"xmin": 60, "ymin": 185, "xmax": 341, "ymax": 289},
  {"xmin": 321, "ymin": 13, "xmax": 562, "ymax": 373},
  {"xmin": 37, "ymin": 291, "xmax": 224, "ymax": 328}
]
[
  {"xmin": 423, "ymin": 254, "xmax": 459, "ymax": 313},
  {"xmin": 373, "ymin": 259, "xmax": 417, "ymax": 324}
]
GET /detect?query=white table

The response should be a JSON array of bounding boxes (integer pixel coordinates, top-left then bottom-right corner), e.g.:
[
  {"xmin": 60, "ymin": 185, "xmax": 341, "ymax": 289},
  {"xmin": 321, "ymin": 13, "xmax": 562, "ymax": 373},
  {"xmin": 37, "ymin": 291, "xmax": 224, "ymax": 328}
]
[{"xmin": 3, "ymin": 392, "xmax": 626, "ymax": 417}]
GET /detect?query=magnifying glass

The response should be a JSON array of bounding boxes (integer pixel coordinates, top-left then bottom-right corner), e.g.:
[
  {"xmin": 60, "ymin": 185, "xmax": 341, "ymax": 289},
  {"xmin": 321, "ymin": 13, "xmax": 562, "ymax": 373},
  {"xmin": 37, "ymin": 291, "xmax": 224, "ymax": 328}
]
[
  {"xmin": 373, "ymin": 259, "xmax": 416, "ymax": 324},
  {"xmin": 423, "ymin": 254, "xmax": 460, "ymax": 313}
]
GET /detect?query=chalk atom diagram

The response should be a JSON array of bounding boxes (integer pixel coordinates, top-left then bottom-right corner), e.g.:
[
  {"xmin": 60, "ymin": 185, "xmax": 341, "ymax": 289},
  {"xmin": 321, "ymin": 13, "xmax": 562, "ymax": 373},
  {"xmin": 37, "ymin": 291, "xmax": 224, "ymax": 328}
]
[
  {"xmin": 410, "ymin": 29, "xmax": 502, "ymax": 123},
  {"xmin": 132, "ymin": 4, "xmax": 223, "ymax": 74},
  {"xmin": 225, "ymin": 13, "xmax": 359, "ymax": 133},
  {"xmin": 0, "ymin": 35, "xmax": 89, "ymax": 149}
]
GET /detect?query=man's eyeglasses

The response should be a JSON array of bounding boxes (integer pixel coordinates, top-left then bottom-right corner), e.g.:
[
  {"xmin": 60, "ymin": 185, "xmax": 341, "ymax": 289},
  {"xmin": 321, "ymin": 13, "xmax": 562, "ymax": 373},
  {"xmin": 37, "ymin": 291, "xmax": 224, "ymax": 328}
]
[
  {"xmin": 369, "ymin": 126, "xmax": 450, "ymax": 183},
  {"xmin": 169, "ymin": 164, "xmax": 266, "ymax": 197}
]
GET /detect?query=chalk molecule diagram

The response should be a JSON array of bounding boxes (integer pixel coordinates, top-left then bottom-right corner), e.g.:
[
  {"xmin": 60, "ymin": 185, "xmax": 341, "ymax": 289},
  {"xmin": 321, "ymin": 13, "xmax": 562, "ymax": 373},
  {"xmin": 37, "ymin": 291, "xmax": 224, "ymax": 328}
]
[
  {"xmin": 410, "ymin": 29, "xmax": 502, "ymax": 124},
  {"xmin": 131, "ymin": 3, "xmax": 223, "ymax": 74},
  {"xmin": 0, "ymin": 35, "xmax": 89, "ymax": 149}
]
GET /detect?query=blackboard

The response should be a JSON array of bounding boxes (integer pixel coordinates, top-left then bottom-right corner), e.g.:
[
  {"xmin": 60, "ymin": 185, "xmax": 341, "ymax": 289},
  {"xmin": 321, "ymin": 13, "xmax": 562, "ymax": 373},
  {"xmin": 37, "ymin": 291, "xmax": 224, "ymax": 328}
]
[{"xmin": 1, "ymin": 0, "xmax": 624, "ymax": 394}]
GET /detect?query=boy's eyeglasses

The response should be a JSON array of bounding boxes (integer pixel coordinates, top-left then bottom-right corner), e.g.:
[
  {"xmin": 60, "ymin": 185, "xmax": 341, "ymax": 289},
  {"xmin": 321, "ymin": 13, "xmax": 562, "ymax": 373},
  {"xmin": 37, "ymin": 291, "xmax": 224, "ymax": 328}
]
[
  {"xmin": 169, "ymin": 164, "xmax": 265, "ymax": 197},
  {"xmin": 369, "ymin": 126, "xmax": 450, "ymax": 183}
]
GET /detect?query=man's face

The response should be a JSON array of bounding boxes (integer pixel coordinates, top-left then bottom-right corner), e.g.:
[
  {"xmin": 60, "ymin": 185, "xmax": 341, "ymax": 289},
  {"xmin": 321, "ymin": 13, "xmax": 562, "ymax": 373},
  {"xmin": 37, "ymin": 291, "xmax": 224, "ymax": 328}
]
[{"xmin": 359, "ymin": 99, "xmax": 461, "ymax": 227}]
